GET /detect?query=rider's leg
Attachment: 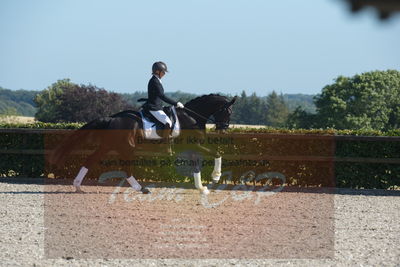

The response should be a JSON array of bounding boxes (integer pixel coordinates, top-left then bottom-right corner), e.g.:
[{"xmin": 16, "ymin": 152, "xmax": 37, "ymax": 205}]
[
  {"xmin": 149, "ymin": 110, "xmax": 173, "ymax": 130},
  {"xmin": 149, "ymin": 110, "xmax": 173, "ymax": 153},
  {"xmin": 161, "ymin": 123, "xmax": 172, "ymax": 154}
]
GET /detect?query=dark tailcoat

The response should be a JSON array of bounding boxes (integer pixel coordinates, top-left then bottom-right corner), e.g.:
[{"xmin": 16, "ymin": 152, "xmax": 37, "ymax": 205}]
[{"xmin": 144, "ymin": 75, "xmax": 177, "ymax": 111}]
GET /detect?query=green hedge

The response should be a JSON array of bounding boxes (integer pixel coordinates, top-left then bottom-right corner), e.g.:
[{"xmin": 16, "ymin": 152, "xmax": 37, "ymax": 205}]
[
  {"xmin": 0, "ymin": 123, "xmax": 399, "ymax": 189},
  {"xmin": 0, "ymin": 122, "xmax": 83, "ymax": 129}
]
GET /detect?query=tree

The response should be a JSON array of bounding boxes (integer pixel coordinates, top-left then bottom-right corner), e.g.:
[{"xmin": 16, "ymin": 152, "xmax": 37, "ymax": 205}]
[
  {"xmin": 0, "ymin": 87, "xmax": 37, "ymax": 116},
  {"xmin": 34, "ymin": 79, "xmax": 70, "ymax": 122},
  {"xmin": 265, "ymin": 91, "xmax": 289, "ymax": 127},
  {"xmin": 34, "ymin": 79, "xmax": 131, "ymax": 123},
  {"xmin": 286, "ymin": 106, "xmax": 317, "ymax": 129},
  {"xmin": 247, "ymin": 92, "xmax": 263, "ymax": 125},
  {"xmin": 314, "ymin": 70, "xmax": 400, "ymax": 130},
  {"xmin": 230, "ymin": 90, "xmax": 248, "ymax": 124}
]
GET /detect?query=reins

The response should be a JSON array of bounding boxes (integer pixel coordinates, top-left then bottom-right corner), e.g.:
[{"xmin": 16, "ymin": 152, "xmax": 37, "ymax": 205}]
[{"xmin": 183, "ymin": 107, "xmax": 216, "ymax": 123}]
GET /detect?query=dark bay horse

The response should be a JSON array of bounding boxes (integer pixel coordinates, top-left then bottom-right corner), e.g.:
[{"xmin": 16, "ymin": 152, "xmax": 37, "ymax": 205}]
[{"xmin": 49, "ymin": 94, "xmax": 237, "ymax": 194}]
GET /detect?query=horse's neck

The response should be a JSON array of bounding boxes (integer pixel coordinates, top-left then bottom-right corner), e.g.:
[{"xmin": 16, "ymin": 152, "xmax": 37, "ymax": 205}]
[{"xmin": 188, "ymin": 100, "xmax": 221, "ymax": 119}]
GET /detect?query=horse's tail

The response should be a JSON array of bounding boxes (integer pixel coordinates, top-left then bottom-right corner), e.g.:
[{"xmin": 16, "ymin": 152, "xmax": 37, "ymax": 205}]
[{"xmin": 48, "ymin": 117, "xmax": 112, "ymax": 167}]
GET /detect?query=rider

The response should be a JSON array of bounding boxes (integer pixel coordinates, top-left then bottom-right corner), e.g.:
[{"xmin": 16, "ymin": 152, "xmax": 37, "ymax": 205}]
[{"xmin": 144, "ymin": 61, "xmax": 184, "ymax": 150}]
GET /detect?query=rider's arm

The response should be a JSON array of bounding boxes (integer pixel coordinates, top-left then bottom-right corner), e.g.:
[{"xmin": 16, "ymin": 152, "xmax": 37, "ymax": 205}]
[{"xmin": 155, "ymin": 80, "xmax": 178, "ymax": 106}]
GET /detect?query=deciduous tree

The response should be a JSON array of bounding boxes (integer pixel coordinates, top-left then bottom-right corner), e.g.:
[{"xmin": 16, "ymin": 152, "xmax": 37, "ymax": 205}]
[
  {"xmin": 314, "ymin": 70, "xmax": 400, "ymax": 130},
  {"xmin": 34, "ymin": 79, "xmax": 130, "ymax": 122}
]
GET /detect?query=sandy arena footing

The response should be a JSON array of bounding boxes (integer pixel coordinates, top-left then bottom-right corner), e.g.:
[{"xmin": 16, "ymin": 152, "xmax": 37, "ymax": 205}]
[{"xmin": 0, "ymin": 181, "xmax": 399, "ymax": 266}]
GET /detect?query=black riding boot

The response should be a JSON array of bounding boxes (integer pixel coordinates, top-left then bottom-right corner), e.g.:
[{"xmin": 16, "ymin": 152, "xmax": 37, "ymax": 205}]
[{"xmin": 162, "ymin": 124, "xmax": 173, "ymax": 155}]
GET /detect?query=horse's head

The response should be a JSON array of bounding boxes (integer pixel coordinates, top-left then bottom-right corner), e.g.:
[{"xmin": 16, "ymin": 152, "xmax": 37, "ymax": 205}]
[
  {"xmin": 213, "ymin": 96, "xmax": 237, "ymax": 133},
  {"xmin": 184, "ymin": 94, "xmax": 237, "ymax": 133}
]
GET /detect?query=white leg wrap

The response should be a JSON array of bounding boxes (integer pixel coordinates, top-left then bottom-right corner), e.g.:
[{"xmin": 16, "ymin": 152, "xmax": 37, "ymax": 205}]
[
  {"xmin": 194, "ymin": 172, "xmax": 203, "ymax": 190},
  {"xmin": 211, "ymin": 157, "xmax": 222, "ymax": 182},
  {"xmin": 194, "ymin": 172, "xmax": 209, "ymax": 195},
  {"xmin": 126, "ymin": 176, "xmax": 142, "ymax": 191},
  {"xmin": 73, "ymin": 166, "xmax": 88, "ymax": 187}
]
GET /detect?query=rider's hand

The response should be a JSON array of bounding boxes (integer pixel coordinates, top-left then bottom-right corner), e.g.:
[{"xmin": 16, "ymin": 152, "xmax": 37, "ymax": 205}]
[{"xmin": 176, "ymin": 102, "xmax": 184, "ymax": 109}]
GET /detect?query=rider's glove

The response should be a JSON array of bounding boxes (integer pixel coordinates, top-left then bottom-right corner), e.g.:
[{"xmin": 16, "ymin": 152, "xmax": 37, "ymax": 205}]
[{"xmin": 176, "ymin": 102, "xmax": 184, "ymax": 108}]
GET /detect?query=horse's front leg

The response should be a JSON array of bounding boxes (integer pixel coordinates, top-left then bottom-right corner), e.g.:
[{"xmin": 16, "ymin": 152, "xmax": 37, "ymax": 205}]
[
  {"xmin": 193, "ymin": 143, "xmax": 222, "ymax": 184},
  {"xmin": 118, "ymin": 144, "xmax": 151, "ymax": 194},
  {"xmin": 188, "ymin": 144, "xmax": 221, "ymax": 193},
  {"xmin": 193, "ymin": 172, "xmax": 210, "ymax": 195},
  {"xmin": 187, "ymin": 150, "xmax": 210, "ymax": 195},
  {"xmin": 211, "ymin": 156, "xmax": 222, "ymax": 183}
]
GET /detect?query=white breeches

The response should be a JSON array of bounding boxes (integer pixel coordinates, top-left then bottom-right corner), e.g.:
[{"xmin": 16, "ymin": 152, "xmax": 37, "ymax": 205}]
[{"xmin": 149, "ymin": 110, "xmax": 173, "ymax": 127}]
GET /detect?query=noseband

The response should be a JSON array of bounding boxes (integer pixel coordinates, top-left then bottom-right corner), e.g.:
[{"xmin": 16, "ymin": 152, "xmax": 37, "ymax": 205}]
[{"xmin": 213, "ymin": 104, "xmax": 232, "ymax": 130}]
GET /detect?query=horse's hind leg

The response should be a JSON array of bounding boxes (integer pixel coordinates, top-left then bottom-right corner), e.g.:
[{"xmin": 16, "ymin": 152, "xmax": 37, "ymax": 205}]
[
  {"xmin": 73, "ymin": 145, "xmax": 110, "ymax": 193},
  {"xmin": 73, "ymin": 167, "xmax": 88, "ymax": 193},
  {"xmin": 125, "ymin": 176, "xmax": 150, "ymax": 194},
  {"xmin": 117, "ymin": 145, "xmax": 151, "ymax": 194}
]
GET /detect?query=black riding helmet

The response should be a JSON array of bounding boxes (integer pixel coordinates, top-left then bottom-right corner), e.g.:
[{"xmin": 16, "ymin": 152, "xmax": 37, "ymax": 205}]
[{"xmin": 152, "ymin": 61, "xmax": 168, "ymax": 74}]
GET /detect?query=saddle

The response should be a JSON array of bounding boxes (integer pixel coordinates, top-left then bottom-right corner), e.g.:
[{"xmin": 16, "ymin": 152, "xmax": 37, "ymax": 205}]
[
  {"xmin": 140, "ymin": 106, "xmax": 180, "ymax": 140},
  {"xmin": 110, "ymin": 107, "xmax": 180, "ymax": 140},
  {"xmin": 136, "ymin": 98, "xmax": 180, "ymax": 140}
]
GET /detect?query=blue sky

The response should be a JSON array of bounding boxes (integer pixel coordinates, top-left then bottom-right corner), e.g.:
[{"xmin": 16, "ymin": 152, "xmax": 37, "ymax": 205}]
[{"xmin": 0, "ymin": 0, "xmax": 399, "ymax": 96}]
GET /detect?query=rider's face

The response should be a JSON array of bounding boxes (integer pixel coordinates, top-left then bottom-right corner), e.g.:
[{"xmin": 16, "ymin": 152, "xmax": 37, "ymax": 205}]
[{"xmin": 157, "ymin": 70, "xmax": 166, "ymax": 79}]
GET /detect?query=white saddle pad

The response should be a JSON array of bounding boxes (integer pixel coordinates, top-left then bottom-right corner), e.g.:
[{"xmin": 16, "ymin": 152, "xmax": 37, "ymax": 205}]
[{"xmin": 140, "ymin": 106, "xmax": 180, "ymax": 140}]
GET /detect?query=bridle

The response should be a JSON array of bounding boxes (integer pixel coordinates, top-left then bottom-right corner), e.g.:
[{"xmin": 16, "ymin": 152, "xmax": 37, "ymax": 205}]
[
  {"xmin": 183, "ymin": 101, "xmax": 232, "ymax": 130},
  {"xmin": 212, "ymin": 103, "xmax": 233, "ymax": 130}
]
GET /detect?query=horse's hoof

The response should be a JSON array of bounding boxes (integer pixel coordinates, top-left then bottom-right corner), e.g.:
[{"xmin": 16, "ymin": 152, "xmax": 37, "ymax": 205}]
[
  {"xmin": 201, "ymin": 188, "xmax": 210, "ymax": 195},
  {"xmin": 209, "ymin": 182, "xmax": 219, "ymax": 190},
  {"xmin": 141, "ymin": 187, "xmax": 151, "ymax": 194},
  {"xmin": 75, "ymin": 186, "xmax": 85, "ymax": 193},
  {"xmin": 211, "ymin": 171, "xmax": 221, "ymax": 181},
  {"xmin": 211, "ymin": 179, "xmax": 220, "ymax": 185}
]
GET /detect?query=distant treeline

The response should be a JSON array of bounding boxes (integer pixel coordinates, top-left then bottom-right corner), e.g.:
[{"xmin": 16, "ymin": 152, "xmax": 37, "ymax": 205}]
[
  {"xmin": 0, "ymin": 85, "xmax": 315, "ymax": 125},
  {"xmin": 3, "ymin": 69, "xmax": 398, "ymax": 131},
  {"xmin": 0, "ymin": 87, "xmax": 37, "ymax": 116}
]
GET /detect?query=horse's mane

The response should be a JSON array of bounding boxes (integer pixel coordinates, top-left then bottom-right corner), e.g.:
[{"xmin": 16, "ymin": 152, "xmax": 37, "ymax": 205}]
[{"xmin": 185, "ymin": 94, "xmax": 228, "ymax": 108}]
